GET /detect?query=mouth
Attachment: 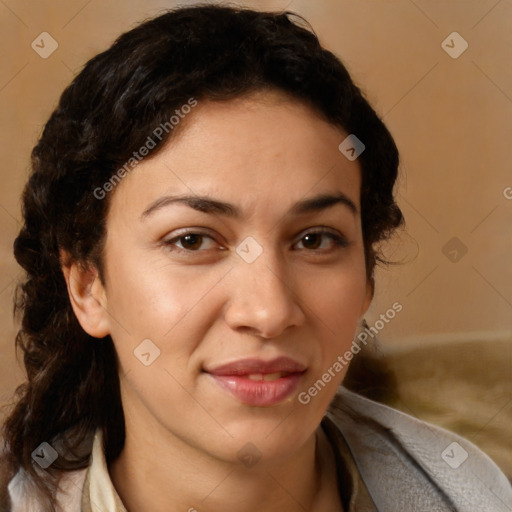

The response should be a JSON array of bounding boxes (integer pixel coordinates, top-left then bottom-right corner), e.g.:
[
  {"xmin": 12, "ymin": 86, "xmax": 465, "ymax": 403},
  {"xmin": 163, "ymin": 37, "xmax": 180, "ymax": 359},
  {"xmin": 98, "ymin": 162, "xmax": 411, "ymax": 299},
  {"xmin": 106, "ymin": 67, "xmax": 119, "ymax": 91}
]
[{"xmin": 204, "ymin": 357, "xmax": 307, "ymax": 407}]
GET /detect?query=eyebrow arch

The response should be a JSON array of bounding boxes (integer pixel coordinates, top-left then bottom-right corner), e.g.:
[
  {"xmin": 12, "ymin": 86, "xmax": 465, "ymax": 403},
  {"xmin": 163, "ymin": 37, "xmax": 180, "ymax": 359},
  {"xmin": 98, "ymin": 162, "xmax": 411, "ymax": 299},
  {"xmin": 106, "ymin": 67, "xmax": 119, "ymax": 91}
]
[
  {"xmin": 290, "ymin": 193, "xmax": 358, "ymax": 216},
  {"xmin": 140, "ymin": 192, "xmax": 358, "ymax": 220}
]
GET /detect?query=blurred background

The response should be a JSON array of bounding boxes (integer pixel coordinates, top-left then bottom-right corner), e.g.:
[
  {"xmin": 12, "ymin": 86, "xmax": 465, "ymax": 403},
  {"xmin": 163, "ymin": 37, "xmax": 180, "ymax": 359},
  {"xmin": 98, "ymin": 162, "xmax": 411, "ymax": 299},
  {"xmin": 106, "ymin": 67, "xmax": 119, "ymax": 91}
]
[{"xmin": 1, "ymin": 0, "xmax": 511, "ymax": 475}]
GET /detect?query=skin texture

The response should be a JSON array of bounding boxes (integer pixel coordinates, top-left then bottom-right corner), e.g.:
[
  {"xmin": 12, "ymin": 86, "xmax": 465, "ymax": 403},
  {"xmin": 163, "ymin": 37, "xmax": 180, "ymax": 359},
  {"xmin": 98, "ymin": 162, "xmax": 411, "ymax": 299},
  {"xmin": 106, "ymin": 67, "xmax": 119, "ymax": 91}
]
[{"xmin": 63, "ymin": 90, "xmax": 373, "ymax": 511}]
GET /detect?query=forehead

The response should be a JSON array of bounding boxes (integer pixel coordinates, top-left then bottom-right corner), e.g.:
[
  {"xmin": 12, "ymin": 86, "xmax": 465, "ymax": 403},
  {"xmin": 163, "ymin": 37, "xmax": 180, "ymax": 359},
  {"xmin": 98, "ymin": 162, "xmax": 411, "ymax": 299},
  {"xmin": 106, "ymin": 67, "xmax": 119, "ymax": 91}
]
[{"xmin": 107, "ymin": 90, "xmax": 362, "ymax": 222}]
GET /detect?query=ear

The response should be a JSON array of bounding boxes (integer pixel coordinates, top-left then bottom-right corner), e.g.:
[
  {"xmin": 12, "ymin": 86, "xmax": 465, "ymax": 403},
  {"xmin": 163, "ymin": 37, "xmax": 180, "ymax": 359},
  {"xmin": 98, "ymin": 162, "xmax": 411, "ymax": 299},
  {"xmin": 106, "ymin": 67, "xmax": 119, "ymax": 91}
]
[{"xmin": 60, "ymin": 252, "xmax": 110, "ymax": 338}]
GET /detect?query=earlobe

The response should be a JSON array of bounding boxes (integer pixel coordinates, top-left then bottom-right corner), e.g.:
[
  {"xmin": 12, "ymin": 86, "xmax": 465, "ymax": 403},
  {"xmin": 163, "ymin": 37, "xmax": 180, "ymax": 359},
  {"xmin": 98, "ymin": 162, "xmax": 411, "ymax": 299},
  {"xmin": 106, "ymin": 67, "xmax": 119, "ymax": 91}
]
[{"xmin": 61, "ymin": 255, "xmax": 110, "ymax": 338}]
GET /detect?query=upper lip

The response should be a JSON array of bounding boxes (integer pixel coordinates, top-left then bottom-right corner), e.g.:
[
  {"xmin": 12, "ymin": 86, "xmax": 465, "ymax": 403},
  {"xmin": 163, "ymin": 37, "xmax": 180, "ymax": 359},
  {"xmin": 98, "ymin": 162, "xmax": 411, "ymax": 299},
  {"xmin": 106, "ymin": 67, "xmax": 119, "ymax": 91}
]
[{"xmin": 205, "ymin": 356, "xmax": 307, "ymax": 376}]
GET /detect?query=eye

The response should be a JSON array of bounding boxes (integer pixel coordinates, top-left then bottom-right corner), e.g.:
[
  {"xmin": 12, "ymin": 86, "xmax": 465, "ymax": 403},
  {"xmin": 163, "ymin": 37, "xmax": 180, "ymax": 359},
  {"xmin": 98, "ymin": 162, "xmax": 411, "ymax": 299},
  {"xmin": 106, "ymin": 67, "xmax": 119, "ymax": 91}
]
[
  {"xmin": 294, "ymin": 229, "xmax": 348, "ymax": 251},
  {"xmin": 163, "ymin": 231, "xmax": 219, "ymax": 252}
]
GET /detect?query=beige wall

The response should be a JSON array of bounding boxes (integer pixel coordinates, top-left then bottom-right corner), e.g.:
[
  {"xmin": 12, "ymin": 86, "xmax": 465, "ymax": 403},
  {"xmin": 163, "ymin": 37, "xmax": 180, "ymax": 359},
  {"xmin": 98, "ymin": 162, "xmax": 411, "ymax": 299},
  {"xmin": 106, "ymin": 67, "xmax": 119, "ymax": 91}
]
[{"xmin": 1, "ymin": 0, "xmax": 511, "ymax": 402}]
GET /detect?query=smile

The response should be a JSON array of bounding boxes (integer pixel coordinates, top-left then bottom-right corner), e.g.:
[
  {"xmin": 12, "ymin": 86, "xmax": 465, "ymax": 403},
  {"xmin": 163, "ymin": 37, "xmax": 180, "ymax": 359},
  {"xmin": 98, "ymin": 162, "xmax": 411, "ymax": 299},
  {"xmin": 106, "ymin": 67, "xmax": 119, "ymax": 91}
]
[{"xmin": 204, "ymin": 357, "xmax": 307, "ymax": 406}]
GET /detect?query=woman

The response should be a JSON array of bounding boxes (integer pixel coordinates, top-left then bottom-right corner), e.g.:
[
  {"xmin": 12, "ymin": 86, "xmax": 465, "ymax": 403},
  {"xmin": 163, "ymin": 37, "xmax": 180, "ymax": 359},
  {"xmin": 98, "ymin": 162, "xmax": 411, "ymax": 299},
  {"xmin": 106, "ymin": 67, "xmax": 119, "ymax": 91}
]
[{"xmin": 1, "ymin": 5, "xmax": 511, "ymax": 511}]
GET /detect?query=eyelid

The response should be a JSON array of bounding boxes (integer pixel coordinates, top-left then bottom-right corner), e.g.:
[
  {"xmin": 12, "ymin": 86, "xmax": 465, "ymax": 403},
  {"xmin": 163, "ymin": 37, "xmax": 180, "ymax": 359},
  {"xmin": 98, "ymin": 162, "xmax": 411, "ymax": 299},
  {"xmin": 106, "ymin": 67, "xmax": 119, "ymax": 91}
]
[
  {"xmin": 162, "ymin": 226, "xmax": 349, "ymax": 254},
  {"xmin": 162, "ymin": 228, "xmax": 223, "ymax": 252},
  {"xmin": 293, "ymin": 227, "xmax": 349, "ymax": 247},
  {"xmin": 164, "ymin": 227, "xmax": 217, "ymax": 241}
]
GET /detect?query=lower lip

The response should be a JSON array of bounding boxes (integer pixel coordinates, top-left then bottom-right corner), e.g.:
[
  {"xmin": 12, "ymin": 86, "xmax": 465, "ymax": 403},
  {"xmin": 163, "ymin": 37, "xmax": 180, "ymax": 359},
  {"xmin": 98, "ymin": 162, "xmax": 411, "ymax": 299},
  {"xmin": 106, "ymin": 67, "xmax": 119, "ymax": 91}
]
[{"xmin": 207, "ymin": 373, "xmax": 304, "ymax": 406}]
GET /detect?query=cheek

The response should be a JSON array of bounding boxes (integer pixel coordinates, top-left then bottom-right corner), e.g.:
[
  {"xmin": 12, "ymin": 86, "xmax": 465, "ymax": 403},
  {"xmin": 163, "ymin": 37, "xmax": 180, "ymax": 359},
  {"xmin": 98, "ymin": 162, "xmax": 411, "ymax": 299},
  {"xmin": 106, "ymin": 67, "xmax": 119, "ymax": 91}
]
[
  {"xmin": 297, "ymin": 275, "xmax": 366, "ymax": 413},
  {"xmin": 302, "ymin": 260, "xmax": 368, "ymax": 378},
  {"xmin": 103, "ymin": 253, "xmax": 226, "ymax": 366},
  {"xmin": 307, "ymin": 262, "xmax": 368, "ymax": 329},
  {"xmin": 105, "ymin": 250, "xmax": 177, "ymax": 324},
  {"xmin": 326, "ymin": 282, "xmax": 367, "ymax": 334}
]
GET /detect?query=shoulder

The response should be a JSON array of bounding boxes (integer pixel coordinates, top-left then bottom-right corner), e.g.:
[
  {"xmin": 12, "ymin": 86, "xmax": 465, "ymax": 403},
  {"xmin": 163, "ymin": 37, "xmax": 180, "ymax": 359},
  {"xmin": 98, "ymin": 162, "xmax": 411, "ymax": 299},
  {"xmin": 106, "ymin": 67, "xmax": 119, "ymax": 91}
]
[{"xmin": 326, "ymin": 386, "xmax": 512, "ymax": 512}]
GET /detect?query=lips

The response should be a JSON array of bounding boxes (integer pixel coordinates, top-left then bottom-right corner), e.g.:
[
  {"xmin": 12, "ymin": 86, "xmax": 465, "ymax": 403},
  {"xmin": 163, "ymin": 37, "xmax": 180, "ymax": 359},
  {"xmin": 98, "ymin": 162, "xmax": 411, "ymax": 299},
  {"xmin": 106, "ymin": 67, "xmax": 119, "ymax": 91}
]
[
  {"xmin": 206, "ymin": 357, "xmax": 307, "ymax": 376},
  {"xmin": 246, "ymin": 372, "xmax": 291, "ymax": 381},
  {"xmin": 204, "ymin": 357, "xmax": 307, "ymax": 406}
]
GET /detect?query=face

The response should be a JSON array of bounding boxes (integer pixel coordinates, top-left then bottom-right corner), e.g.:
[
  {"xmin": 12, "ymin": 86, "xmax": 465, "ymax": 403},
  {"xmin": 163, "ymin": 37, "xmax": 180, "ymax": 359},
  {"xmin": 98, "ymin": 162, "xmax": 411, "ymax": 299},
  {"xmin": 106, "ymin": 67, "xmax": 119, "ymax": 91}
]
[{"xmin": 80, "ymin": 91, "xmax": 372, "ymax": 464}]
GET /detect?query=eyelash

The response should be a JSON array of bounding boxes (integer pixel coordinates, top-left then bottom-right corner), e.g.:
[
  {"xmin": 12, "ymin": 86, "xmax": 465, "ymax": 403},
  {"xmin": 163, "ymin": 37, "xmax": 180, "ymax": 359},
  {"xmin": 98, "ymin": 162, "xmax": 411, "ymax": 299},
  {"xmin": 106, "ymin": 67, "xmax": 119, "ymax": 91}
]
[{"xmin": 162, "ymin": 228, "xmax": 349, "ymax": 255}]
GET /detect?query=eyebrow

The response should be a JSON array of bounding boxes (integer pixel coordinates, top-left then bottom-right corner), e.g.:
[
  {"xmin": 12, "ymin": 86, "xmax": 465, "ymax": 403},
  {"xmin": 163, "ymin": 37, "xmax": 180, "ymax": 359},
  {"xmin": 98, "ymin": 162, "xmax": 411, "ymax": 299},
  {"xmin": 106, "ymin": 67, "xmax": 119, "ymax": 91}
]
[{"xmin": 140, "ymin": 192, "xmax": 358, "ymax": 220}]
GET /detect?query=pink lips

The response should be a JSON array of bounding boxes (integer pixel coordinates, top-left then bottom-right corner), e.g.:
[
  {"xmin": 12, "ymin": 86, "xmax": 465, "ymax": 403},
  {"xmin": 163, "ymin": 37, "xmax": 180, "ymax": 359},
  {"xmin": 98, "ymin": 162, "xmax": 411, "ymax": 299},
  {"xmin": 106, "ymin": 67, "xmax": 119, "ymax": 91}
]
[{"xmin": 205, "ymin": 357, "xmax": 307, "ymax": 406}]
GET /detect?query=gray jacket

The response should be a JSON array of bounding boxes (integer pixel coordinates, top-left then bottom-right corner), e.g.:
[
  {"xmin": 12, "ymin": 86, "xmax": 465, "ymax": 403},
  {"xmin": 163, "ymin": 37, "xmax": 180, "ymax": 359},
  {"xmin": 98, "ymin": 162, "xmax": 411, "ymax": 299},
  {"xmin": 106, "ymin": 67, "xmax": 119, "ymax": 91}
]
[{"xmin": 4, "ymin": 387, "xmax": 512, "ymax": 511}]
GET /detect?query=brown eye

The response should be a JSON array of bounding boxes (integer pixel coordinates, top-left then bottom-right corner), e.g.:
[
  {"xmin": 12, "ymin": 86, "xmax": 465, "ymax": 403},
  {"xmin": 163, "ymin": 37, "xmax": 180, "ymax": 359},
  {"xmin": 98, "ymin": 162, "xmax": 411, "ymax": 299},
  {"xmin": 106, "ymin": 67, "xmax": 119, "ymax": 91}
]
[
  {"xmin": 179, "ymin": 234, "xmax": 204, "ymax": 250},
  {"xmin": 164, "ymin": 231, "xmax": 218, "ymax": 252},
  {"xmin": 302, "ymin": 233, "xmax": 322, "ymax": 250},
  {"xmin": 295, "ymin": 229, "xmax": 348, "ymax": 251}
]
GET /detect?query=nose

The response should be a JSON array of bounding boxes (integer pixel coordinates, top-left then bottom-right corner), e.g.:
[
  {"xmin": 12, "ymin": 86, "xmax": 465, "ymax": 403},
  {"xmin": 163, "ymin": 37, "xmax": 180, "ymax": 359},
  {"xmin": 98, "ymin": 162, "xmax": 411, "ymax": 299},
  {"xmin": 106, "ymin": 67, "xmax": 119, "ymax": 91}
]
[{"xmin": 223, "ymin": 254, "xmax": 305, "ymax": 339}]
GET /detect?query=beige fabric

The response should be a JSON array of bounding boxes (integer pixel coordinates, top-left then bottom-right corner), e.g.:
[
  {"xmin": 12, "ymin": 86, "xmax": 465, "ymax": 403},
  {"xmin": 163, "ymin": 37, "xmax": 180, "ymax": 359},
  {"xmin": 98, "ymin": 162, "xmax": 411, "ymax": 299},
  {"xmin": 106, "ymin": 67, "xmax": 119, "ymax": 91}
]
[{"xmin": 81, "ymin": 430, "xmax": 127, "ymax": 512}]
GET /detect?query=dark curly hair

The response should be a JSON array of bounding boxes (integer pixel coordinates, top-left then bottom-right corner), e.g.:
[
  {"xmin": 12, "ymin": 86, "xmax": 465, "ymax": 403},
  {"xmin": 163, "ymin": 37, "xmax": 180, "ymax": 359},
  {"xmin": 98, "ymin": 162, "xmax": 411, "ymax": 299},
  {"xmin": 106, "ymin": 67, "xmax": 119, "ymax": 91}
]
[{"xmin": 1, "ymin": 4, "xmax": 403, "ymax": 509}]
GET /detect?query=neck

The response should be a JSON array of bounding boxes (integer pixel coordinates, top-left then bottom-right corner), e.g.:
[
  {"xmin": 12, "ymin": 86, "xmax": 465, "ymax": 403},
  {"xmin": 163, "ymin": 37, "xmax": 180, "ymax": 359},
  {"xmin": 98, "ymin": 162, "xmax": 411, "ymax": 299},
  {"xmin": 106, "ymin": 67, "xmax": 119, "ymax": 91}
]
[{"xmin": 109, "ymin": 396, "xmax": 342, "ymax": 511}]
